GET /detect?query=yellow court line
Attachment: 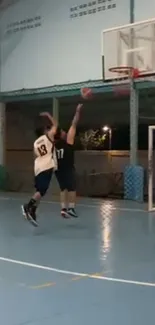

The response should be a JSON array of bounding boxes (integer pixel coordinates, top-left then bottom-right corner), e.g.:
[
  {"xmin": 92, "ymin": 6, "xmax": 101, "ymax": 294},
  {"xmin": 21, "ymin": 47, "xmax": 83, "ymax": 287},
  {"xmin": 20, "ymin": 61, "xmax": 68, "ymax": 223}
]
[
  {"xmin": 70, "ymin": 276, "xmax": 84, "ymax": 282},
  {"xmin": 30, "ymin": 282, "xmax": 56, "ymax": 289},
  {"xmin": 70, "ymin": 272, "xmax": 104, "ymax": 282},
  {"xmin": 91, "ymin": 272, "xmax": 103, "ymax": 278},
  {"xmin": 30, "ymin": 273, "xmax": 104, "ymax": 288}
]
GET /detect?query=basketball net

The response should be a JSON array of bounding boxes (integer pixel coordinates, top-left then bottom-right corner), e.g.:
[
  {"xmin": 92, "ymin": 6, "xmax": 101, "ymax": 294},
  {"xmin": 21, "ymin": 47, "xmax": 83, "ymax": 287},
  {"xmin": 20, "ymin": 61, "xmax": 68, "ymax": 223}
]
[{"xmin": 109, "ymin": 66, "xmax": 140, "ymax": 96}]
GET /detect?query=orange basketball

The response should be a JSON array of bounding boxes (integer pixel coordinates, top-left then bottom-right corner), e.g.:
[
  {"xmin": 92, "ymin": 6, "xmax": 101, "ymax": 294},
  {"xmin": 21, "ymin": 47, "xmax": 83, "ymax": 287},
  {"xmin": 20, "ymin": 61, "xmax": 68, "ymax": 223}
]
[{"xmin": 80, "ymin": 87, "xmax": 92, "ymax": 99}]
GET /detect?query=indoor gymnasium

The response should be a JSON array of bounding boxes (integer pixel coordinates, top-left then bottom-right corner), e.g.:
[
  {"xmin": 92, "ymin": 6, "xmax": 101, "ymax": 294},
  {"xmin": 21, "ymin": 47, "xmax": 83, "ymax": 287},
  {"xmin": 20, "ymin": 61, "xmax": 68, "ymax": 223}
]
[{"xmin": 0, "ymin": 0, "xmax": 155, "ymax": 324}]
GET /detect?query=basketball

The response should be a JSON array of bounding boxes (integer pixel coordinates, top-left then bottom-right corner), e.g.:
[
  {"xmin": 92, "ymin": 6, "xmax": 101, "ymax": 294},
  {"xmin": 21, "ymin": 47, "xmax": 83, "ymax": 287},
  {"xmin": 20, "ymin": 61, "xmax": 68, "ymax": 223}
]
[{"xmin": 80, "ymin": 87, "xmax": 92, "ymax": 99}]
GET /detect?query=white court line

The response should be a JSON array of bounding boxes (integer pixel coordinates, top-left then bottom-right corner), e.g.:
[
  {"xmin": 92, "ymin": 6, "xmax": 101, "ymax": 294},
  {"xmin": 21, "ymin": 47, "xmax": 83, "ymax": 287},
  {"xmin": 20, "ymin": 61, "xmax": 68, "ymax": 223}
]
[
  {"xmin": 0, "ymin": 256, "xmax": 154, "ymax": 288},
  {"xmin": 0, "ymin": 196, "xmax": 147, "ymax": 213}
]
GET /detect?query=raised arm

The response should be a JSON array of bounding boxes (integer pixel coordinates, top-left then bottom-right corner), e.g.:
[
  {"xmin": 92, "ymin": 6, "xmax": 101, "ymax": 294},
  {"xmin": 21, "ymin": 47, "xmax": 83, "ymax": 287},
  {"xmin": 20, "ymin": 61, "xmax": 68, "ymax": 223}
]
[
  {"xmin": 40, "ymin": 112, "xmax": 58, "ymax": 139},
  {"xmin": 67, "ymin": 104, "xmax": 83, "ymax": 145}
]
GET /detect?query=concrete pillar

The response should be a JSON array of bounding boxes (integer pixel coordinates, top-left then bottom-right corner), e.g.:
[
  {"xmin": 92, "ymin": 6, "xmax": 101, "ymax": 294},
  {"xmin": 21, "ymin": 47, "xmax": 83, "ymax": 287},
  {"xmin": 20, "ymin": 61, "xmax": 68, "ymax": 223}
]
[
  {"xmin": 0, "ymin": 102, "xmax": 5, "ymax": 165},
  {"xmin": 53, "ymin": 97, "xmax": 59, "ymax": 122}
]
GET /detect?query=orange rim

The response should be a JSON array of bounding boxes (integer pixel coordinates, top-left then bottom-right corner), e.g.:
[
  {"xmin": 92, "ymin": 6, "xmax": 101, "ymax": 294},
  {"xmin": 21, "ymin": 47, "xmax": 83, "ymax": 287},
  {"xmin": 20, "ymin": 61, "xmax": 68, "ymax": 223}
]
[{"xmin": 109, "ymin": 66, "xmax": 136, "ymax": 76}]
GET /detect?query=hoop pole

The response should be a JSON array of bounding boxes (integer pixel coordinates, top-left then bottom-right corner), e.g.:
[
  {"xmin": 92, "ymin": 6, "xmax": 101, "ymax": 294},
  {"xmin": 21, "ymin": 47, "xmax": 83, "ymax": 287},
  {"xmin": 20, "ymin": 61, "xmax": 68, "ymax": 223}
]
[
  {"xmin": 148, "ymin": 126, "xmax": 153, "ymax": 211},
  {"xmin": 123, "ymin": 0, "xmax": 144, "ymax": 203},
  {"xmin": 53, "ymin": 97, "xmax": 59, "ymax": 122},
  {"xmin": 129, "ymin": 0, "xmax": 139, "ymax": 166},
  {"xmin": 130, "ymin": 84, "xmax": 139, "ymax": 165},
  {"xmin": 130, "ymin": 0, "xmax": 134, "ymax": 24}
]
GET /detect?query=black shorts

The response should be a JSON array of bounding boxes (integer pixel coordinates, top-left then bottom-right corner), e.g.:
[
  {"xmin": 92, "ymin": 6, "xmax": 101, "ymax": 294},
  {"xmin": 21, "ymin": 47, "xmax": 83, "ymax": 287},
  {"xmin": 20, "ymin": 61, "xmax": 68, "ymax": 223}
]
[
  {"xmin": 35, "ymin": 168, "xmax": 53, "ymax": 196},
  {"xmin": 55, "ymin": 168, "xmax": 76, "ymax": 192}
]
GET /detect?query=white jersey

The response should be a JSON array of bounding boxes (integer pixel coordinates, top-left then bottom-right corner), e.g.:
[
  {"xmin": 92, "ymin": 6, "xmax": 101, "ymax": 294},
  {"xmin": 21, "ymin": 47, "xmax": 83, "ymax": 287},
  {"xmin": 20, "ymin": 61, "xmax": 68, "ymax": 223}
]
[{"xmin": 34, "ymin": 134, "xmax": 57, "ymax": 176}]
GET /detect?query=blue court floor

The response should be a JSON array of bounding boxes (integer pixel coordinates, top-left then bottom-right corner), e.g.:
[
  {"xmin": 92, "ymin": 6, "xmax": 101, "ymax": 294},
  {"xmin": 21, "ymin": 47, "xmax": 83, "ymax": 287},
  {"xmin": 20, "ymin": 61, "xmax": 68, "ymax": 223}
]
[{"xmin": 0, "ymin": 193, "xmax": 155, "ymax": 325}]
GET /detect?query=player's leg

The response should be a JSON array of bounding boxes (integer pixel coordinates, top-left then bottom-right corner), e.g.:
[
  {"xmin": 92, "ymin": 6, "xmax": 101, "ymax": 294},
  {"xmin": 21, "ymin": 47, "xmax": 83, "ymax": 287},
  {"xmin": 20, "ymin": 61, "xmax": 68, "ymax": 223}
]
[
  {"xmin": 66, "ymin": 168, "xmax": 78, "ymax": 218},
  {"xmin": 68, "ymin": 191, "xmax": 77, "ymax": 217},
  {"xmin": 22, "ymin": 168, "xmax": 53, "ymax": 226},
  {"xmin": 60, "ymin": 190, "xmax": 69, "ymax": 218},
  {"xmin": 22, "ymin": 191, "xmax": 41, "ymax": 225},
  {"xmin": 55, "ymin": 170, "xmax": 70, "ymax": 218}
]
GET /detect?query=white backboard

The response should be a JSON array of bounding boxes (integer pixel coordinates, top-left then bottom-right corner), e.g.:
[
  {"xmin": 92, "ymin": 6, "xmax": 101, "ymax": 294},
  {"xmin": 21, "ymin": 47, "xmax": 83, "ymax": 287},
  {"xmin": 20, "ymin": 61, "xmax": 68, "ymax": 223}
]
[{"xmin": 101, "ymin": 18, "xmax": 155, "ymax": 81}]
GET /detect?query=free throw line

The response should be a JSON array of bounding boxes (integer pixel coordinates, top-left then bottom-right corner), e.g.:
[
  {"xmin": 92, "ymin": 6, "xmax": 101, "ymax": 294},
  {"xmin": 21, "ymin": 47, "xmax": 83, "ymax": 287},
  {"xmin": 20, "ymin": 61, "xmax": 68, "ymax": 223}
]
[{"xmin": 0, "ymin": 256, "xmax": 154, "ymax": 288}]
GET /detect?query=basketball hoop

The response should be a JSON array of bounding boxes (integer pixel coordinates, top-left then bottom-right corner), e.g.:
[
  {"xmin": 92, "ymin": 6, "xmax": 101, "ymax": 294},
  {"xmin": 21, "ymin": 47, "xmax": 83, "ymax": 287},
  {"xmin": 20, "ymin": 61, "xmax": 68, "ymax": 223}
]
[{"xmin": 109, "ymin": 66, "xmax": 140, "ymax": 96}]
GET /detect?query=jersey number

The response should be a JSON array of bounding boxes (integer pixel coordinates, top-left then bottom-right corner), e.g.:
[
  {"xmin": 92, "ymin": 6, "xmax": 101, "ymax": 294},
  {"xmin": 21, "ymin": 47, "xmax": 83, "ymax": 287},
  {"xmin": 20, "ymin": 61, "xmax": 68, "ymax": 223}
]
[
  {"xmin": 57, "ymin": 148, "xmax": 64, "ymax": 159},
  {"xmin": 38, "ymin": 144, "xmax": 47, "ymax": 156}
]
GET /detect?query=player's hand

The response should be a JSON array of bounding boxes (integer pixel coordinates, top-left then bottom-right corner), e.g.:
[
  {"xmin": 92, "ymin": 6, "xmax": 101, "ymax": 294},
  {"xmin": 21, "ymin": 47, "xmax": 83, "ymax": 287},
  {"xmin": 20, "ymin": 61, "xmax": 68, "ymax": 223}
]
[
  {"xmin": 40, "ymin": 112, "xmax": 51, "ymax": 118},
  {"xmin": 76, "ymin": 104, "xmax": 83, "ymax": 112}
]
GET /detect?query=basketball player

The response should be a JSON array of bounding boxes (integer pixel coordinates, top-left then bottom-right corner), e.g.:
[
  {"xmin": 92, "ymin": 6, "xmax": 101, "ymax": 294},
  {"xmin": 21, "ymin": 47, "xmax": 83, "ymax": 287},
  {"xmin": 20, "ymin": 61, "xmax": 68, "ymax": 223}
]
[
  {"xmin": 55, "ymin": 103, "xmax": 83, "ymax": 218},
  {"xmin": 21, "ymin": 112, "xmax": 57, "ymax": 227}
]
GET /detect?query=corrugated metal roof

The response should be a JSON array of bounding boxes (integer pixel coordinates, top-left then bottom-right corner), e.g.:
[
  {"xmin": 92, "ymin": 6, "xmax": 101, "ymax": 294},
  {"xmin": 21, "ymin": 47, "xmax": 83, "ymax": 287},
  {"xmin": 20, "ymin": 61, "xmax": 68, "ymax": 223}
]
[{"xmin": 0, "ymin": 78, "xmax": 155, "ymax": 102}]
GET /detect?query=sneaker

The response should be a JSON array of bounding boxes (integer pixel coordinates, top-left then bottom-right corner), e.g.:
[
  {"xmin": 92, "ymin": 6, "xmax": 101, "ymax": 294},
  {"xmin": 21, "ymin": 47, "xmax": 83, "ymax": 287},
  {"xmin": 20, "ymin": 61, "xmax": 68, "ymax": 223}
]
[
  {"xmin": 61, "ymin": 208, "xmax": 70, "ymax": 219},
  {"xmin": 21, "ymin": 204, "xmax": 38, "ymax": 227},
  {"xmin": 31, "ymin": 206, "xmax": 37, "ymax": 221},
  {"xmin": 21, "ymin": 204, "xmax": 29, "ymax": 220},
  {"xmin": 28, "ymin": 206, "xmax": 38, "ymax": 227},
  {"xmin": 68, "ymin": 208, "xmax": 78, "ymax": 218}
]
